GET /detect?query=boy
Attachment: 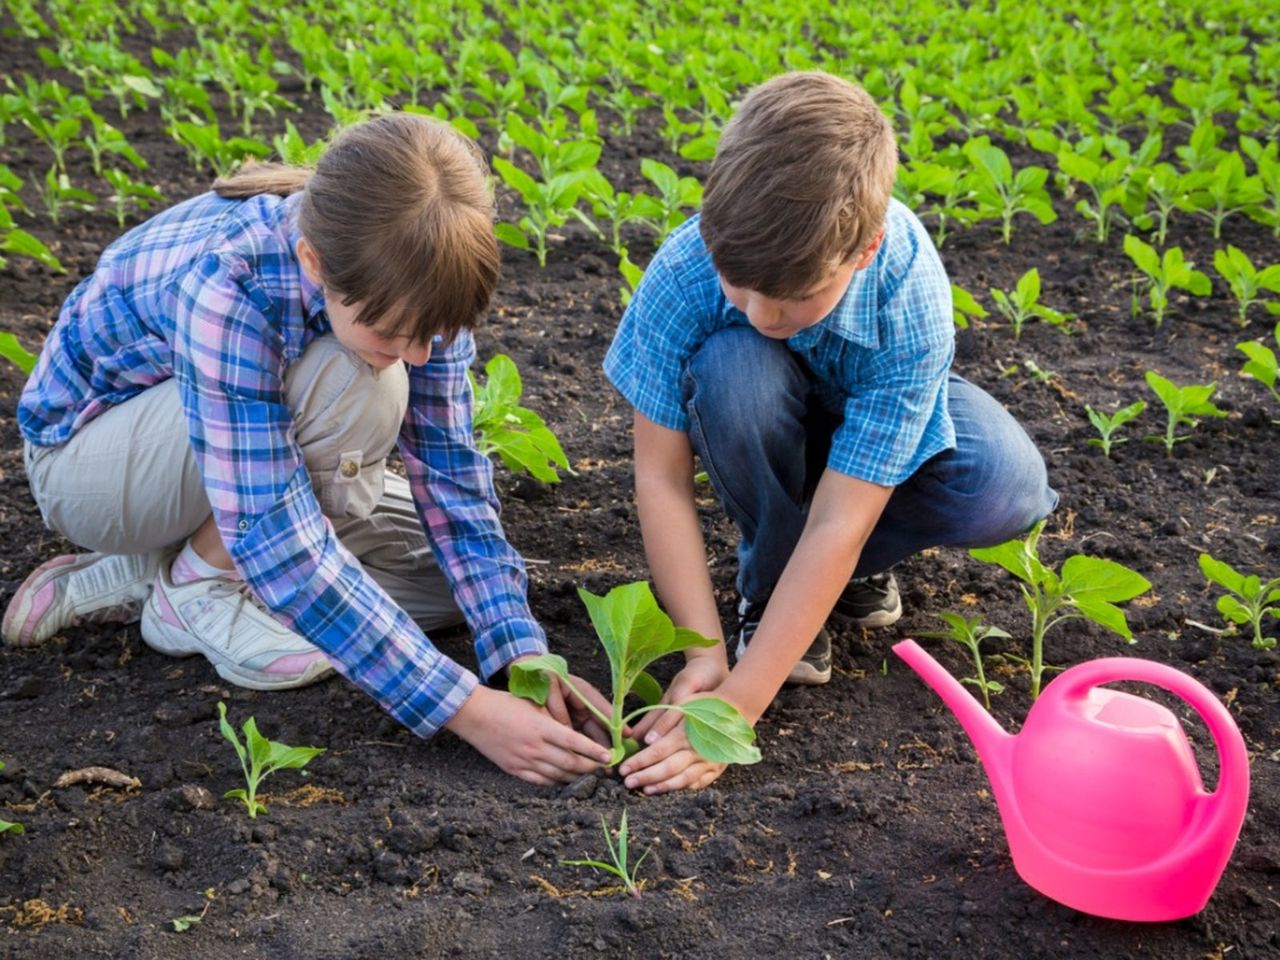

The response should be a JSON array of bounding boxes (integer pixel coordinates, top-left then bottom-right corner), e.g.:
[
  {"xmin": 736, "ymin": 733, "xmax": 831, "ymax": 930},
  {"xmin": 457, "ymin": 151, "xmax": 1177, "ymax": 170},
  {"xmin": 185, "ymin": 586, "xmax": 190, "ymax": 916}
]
[{"xmin": 604, "ymin": 72, "xmax": 1056, "ymax": 793}]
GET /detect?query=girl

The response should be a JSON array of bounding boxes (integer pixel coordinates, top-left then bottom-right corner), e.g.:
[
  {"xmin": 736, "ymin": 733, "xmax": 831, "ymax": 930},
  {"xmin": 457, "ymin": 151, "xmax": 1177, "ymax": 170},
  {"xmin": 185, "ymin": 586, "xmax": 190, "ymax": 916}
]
[{"xmin": 3, "ymin": 113, "xmax": 612, "ymax": 786}]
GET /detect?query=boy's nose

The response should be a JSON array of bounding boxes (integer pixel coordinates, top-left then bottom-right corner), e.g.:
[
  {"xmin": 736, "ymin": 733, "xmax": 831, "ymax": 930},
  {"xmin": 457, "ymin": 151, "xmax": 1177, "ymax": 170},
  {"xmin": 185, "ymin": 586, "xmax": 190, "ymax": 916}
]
[{"xmin": 401, "ymin": 341, "xmax": 433, "ymax": 366}]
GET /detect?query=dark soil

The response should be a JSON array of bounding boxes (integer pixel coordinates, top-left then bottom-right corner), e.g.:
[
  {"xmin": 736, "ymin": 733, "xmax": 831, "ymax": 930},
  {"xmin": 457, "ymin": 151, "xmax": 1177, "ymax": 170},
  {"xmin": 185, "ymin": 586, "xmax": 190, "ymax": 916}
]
[{"xmin": 1, "ymin": 17, "xmax": 1278, "ymax": 960}]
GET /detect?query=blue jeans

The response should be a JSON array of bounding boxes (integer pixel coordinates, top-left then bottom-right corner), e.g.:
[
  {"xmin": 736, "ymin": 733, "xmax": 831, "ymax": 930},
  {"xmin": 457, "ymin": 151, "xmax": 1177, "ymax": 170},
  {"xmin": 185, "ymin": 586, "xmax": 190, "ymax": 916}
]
[{"xmin": 682, "ymin": 327, "xmax": 1058, "ymax": 603}]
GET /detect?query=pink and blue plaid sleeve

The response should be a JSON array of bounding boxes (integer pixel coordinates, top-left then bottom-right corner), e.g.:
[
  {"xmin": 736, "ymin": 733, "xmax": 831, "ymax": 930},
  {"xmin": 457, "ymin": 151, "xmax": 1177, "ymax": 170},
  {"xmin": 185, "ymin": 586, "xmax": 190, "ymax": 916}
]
[
  {"xmin": 399, "ymin": 331, "xmax": 547, "ymax": 682},
  {"xmin": 171, "ymin": 254, "xmax": 479, "ymax": 738}
]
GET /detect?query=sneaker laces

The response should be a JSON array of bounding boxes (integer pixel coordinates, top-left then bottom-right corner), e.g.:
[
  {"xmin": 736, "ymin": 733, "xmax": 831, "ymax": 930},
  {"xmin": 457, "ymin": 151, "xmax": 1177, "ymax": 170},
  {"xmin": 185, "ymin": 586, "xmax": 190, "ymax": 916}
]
[{"xmin": 204, "ymin": 576, "xmax": 275, "ymax": 620}]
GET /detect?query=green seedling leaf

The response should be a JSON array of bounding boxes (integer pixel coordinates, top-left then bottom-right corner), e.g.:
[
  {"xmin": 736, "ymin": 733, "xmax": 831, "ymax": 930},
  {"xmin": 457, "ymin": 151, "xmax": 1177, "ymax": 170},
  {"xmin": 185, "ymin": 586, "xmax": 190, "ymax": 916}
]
[
  {"xmin": 217, "ymin": 702, "xmax": 323, "ymax": 818},
  {"xmin": 1199, "ymin": 552, "xmax": 1280, "ymax": 649},
  {"xmin": 508, "ymin": 652, "xmax": 570, "ymax": 705},
  {"xmin": 679, "ymin": 697, "xmax": 762, "ymax": 765}
]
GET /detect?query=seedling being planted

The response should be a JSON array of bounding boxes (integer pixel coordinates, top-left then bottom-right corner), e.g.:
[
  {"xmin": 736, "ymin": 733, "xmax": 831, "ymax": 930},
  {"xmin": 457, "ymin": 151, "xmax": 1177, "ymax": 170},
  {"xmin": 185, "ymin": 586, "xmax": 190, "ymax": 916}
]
[
  {"xmin": 1198, "ymin": 553, "xmax": 1280, "ymax": 651},
  {"xmin": 510, "ymin": 581, "xmax": 761, "ymax": 767},
  {"xmin": 217, "ymin": 702, "xmax": 324, "ymax": 818},
  {"xmin": 916, "ymin": 613, "xmax": 1009, "ymax": 710},
  {"xmin": 470, "ymin": 354, "xmax": 572, "ymax": 484},
  {"xmin": 1124, "ymin": 235, "xmax": 1211, "ymax": 328},
  {"xmin": 989, "ymin": 269, "xmax": 1072, "ymax": 339},
  {"xmin": 561, "ymin": 808, "xmax": 650, "ymax": 897},
  {"xmin": 0, "ymin": 762, "xmax": 22, "ymax": 836},
  {"xmin": 1143, "ymin": 371, "xmax": 1227, "ymax": 457},
  {"xmin": 969, "ymin": 520, "xmax": 1151, "ymax": 699},
  {"xmin": 1084, "ymin": 400, "xmax": 1147, "ymax": 456}
]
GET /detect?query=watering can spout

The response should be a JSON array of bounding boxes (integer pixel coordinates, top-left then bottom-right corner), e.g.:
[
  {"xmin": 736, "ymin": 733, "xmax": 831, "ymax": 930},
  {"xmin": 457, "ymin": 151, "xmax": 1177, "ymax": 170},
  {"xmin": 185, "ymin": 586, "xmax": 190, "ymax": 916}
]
[{"xmin": 893, "ymin": 640, "xmax": 1013, "ymax": 786}]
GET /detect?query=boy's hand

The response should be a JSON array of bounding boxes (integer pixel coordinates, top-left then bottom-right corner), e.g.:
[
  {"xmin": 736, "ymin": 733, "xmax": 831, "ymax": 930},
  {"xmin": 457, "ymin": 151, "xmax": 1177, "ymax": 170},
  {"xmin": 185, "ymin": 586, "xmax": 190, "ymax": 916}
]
[
  {"xmin": 617, "ymin": 720, "xmax": 727, "ymax": 795},
  {"xmin": 446, "ymin": 685, "xmax": 613, "ymax": 786},
  {"xmin": 631, "ymin": 650, "xmax": 729, "ymax": 744}
]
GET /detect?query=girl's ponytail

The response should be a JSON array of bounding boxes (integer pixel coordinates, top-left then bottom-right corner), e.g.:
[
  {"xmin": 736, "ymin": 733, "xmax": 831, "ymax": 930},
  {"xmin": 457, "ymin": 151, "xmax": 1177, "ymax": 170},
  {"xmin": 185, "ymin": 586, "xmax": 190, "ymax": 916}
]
[{"xmin": 213, "ymin": 161, "xmax": 313, "ymax": 198}]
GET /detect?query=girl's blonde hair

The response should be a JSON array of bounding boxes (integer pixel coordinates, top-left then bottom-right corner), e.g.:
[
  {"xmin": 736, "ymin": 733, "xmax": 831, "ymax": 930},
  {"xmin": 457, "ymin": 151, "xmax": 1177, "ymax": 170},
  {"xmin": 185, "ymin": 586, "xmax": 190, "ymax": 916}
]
[
  {"xmin": 700, "ymin": 72, "xmax": 897, "ymax": 300},
  {"xmin": 214, "ymin": 113, "xmax": 499, "ymax": 342}
]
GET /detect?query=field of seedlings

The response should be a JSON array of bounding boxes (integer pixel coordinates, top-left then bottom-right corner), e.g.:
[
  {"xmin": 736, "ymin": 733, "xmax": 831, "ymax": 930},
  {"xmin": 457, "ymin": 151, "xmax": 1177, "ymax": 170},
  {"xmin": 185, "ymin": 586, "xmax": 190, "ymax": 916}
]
[{"xmin": 1, "ymin": 1, "xmax": 1278, "ymax": 957}]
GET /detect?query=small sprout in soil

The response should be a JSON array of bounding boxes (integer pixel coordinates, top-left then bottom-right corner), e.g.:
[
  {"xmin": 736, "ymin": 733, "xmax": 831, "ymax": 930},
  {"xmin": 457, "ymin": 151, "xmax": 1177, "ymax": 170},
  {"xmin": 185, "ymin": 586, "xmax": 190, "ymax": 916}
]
[
  {"xmin": 969, "ymin": 520, "xmax": 1151, "ymax": 699},
  {"xmin": 217, "ymin": 702, "xmax": 324, "ymax": 818},
  {"xmin": 561, "ymin": 807, "xmax": 651, "ymax": 897},
  {"xmin": 1213, "ymin": 245, "xmax": 1280, "ymax": 327},
  {"xmin": 1124, "ymin": 234, "xmax": 1211, "ymax": 328},
  {"xmin": 916, "ymin": 612, "xmax": 1010, "ymax": 710},
  {"xmin": 0, "ymin": 762, "xmax": 23, "ymax": 836},
  {"xmin": 1143, "ymin": 371, "xmax": 1227, "ymax": 457},
  {"xmin": 510, "ymin": 581, "xmax": 761, "ymax": 767},
  {"xmin": 989, "ymin": 268, "xmax": 1072, "ymax": 339},
  {"xmin": 470, "ymin": 353, "xmax": 573, "ymax": 484},
  {"xmin": 1237, "ymin": 321, "xmax": 1280, "ymax": 412},
  {"xmin": 1198, "ymin": 553, "xmax": 1280, "ymax": 651},
  {"xmin": 1085, "ymin": 400, "xmax": 1147, "ymax": 456}
]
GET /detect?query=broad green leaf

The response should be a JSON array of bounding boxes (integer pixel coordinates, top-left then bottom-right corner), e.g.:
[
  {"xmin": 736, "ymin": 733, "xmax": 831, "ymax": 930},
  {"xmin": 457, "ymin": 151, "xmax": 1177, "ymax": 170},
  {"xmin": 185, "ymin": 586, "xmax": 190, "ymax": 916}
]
[
  {"xmin": 680, "ymin": 697, "xmax": 761, "ymax": 765},
  {"xmin": 1199, "ymin": 553, "xmax": 1246, "ymax": 594},
  {"xmin": 492, "ymin": 156, "xmax": 539, "ymax": 202},
  {"xmin": 508, "ymin": 653, "xmax": 569, "ymax": 703},
  {"xmin": 1124, "ymin": 234, "xmax": 1160, "ymax": 276},
  {"xmin": 493, "ymin": 222, "xmax": 529, "ymax": 250},
  {"xmin": 217, "ymin": 702, "xmax": 247, "ymax": 769},
  {"xmin": 1071, "ymin": 598, "xmax": 1135, "ymax": 641},
  {"xmin": 631, "ymin": 671, "xmax": 663, "ymax": 707},
  {"xmin": 1016, "ymin": 268, "xmax": 1041, "ymax": 305},
  {"xmin": 1216, "ymin": 594, "xmax": 1252, "ymax": 624},
  {"xmin": 265, "ymin": 744, "xmax": 325, "ymax": 772},
  {"xmin": 0, "ymin": 332, "xmax": 38, "ymax": 374},
  {"xmin": 1059, "ymin": 555, "xmax": 1151, "ymax": 603}
]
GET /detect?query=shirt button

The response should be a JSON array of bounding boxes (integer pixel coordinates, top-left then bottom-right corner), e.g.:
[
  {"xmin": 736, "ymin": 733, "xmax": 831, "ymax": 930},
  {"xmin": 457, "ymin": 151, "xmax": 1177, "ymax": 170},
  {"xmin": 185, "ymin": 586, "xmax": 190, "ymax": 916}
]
[
  {"xmin": 237, "ymin": 520, "xmax": 249, "ymax": 531},
  {"xmin": 340, "ymin": 459, "xmax": 360, "ymax": 479}
]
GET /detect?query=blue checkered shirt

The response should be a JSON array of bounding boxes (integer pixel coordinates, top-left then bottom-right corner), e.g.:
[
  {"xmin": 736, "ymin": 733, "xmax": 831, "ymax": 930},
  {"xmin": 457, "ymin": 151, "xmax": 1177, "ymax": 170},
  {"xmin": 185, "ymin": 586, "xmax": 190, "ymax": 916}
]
[
  {"xmin": 18, "ymin": 191, "xmax": 546, "ymax": 737},
  {"xmin": 604, "ymin": 200, "xmax": 956, "ymax": 486}
]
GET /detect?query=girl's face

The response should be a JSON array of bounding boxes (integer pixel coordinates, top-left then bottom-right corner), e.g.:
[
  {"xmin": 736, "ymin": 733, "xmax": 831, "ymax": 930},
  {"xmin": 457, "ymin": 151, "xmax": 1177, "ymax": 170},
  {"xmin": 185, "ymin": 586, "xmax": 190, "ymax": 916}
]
[
  {"xmin": 718, "ymin": 230, "xmax": 884, "ymax": 340},
  {"xmin": 295, "ymin": 237, "xmax": 433, "ymax": 369}
]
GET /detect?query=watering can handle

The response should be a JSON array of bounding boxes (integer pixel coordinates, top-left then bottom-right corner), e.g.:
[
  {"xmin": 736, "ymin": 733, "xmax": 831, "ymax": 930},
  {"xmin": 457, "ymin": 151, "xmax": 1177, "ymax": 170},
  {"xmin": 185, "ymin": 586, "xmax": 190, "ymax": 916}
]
[{"xmin": 1050, "ymin": 658, "xmax": 1249, "ymax": 811}]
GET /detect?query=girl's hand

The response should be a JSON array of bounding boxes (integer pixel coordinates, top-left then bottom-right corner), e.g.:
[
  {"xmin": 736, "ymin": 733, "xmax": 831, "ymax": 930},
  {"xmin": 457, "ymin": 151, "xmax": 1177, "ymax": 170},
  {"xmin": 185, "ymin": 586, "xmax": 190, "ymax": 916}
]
[
  {"xmin": 631, "ymin": 651, "xmax": 729, "ymax": 744},
  {"xmin": 507, "ymin": 654, "xmax": 616, "ymax": 749},
  {"xmin": 446, "ymin": 685, "xmax": 613, "ymax": 786},
  {"xmin": 617, "ymin": 720, "xmax": 727, "ymax": 795}
]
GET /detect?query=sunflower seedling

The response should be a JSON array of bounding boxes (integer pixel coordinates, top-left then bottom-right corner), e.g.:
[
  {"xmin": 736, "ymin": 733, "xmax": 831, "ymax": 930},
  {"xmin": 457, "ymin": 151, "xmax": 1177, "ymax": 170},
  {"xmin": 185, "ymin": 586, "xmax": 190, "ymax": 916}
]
[
  {"xmin": 217, "ymin": 702, "xmax": 324, "ymax": 818},
  {"xmin": 1143, "ymin": 371, "xmax": 1227, "ymax": 457},
  {"xmin": 1124, "ymin": 235, "xmax": 1211, "ymax": 328},
  {"xmin": 562, "ymin": 808, "xmax": 650, "ymax": 897},
  {"xmin": 1198, "ymin": 553, "xmax": 1280, "ymax": 651},
  {"xmin": 510, "ymin": 581, "xmax": 761, "ymax": 767},
  {"xmin": 916, "ymin": 613, "xmax": 1009, "ymax": 710},
  {"xmin": 470, "ymin": 353, "xmax": 572, "ymax": 484},
  {"xmin": 970, "ymin": 520, "xmax": 1151, "ymax": 699},
  {"xmin": 1084, "ymin": 400, "xmax": 1147, "ymax": 456},
  {"xmin": 1237, "ymin": 322, "xmax": 1280, "ymax": 411},
  {"xmin": 989, "ymin": 269, "xmax": 1072, "ymax": 338},
  {"xmin": 1214, "ymin": 246, "xmax": 1280, "ymax": 328}
]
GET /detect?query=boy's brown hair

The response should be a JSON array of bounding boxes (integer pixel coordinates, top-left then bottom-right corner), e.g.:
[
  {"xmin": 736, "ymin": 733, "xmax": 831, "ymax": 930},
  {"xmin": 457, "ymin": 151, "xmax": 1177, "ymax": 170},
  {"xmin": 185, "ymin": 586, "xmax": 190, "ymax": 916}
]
[
  {"xmin": 699, "ymin": 72, "xmax": 897, "ymax": 300},
  {"xmin": 215, "ymin": 113, "xmax": 499, "ymax": 343}
]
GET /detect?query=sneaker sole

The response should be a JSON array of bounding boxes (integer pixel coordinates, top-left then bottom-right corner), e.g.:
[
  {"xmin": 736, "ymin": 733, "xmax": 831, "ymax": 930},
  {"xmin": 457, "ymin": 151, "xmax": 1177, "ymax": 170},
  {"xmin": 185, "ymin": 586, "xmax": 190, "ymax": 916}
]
[
  {"xmin": 734, "ymin": 638, "xmax": 832, "ymax": 686},
  {"xmin": 4, "ymin": 554, "xmax": 90, "ymax": 647},
  {"xmin": 832, "ymin": 594, "xmax": 903, "ymax": 629},
  {"xmin": 141, "ymin": 598, "xmax": 334, "ymax": 692}
]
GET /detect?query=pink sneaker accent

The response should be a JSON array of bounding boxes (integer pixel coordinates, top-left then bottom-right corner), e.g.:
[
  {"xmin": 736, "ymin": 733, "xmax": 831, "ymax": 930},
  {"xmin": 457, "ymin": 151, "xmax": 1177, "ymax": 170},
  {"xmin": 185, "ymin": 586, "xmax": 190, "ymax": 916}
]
[
  {"xmin": 3, "ymin": 552, "xmax": 160, "ymax": 647},
  {"xmin": 263, "ymin": 650, "xmax": 333, "ymax": 676}
]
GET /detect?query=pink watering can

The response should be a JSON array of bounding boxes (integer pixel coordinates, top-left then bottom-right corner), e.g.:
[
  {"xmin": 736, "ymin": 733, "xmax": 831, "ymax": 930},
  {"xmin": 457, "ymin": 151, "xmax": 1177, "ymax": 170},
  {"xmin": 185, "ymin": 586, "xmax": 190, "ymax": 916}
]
[{"xmin": 893, "ymin": 639, "xmax": 1250, "ymax": 922}]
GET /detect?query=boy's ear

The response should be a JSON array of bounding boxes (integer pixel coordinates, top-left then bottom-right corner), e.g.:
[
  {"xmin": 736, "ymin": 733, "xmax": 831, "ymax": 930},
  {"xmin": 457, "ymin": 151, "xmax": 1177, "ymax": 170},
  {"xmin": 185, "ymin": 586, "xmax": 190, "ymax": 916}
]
[
  {"xmin": 295, "ymin": 236, "xmax": 323, "ymax": 286},
  {"xmin": 854, "ymin": 229, "xmax": 886, "ymax": 270}
]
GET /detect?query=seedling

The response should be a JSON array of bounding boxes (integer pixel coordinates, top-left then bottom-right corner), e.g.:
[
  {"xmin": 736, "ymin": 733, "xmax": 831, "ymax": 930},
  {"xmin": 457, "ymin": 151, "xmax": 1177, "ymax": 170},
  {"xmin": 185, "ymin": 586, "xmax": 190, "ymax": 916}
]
[
  {"xmin": 950, "ymin": 282, "xmax": 987, "ymax": 329},
  {"xmin": 0, "ymin": 761, "xmax": 23, "ymax": 836},
  {"xmin": 469, "ymin": 354, "xmax": 572, "ymax": 484},
  {"xmin": 1198, "ymin": 553, "xmax": 1280, "ymax": 651},
  {"xmin": 510, "ymin": 581, "xmax": 761, "ymax": 767},
  {"xmin": 970, "ymin": 520, "xmax": 1151, "ymax": 699},
  {"xmin": 989, "ymin": 269, "xmax": 1072, "ymax": 339},
  {"xmin": 1178, "ymin": 152, "xmax": 1265, "ymax": 240},
  {"xmin": 961, "ymin": 138, "xmax": 1056, "ymax": 244},
  {"xmin": 492, "ymin": 156, "xmax": 595, "ymax": 267},
  {"xmin": 1213, "ymin": 246, "xmax": 1280, "ymax": 327},
  {"xmin": 217, "ymin": 702, "xmax": 324, "ymax": 818},
  {"xmin": 1084, "ymin": 400, "xmax": 1147, "ymax": 456},
  {"xmin": 0, "ymin": 332, "xmax": 38, "ymax": 374},
  {"xmin": 1237, "ymin": 322, "xmax": 1280, "ymax": 408},
  {"xmin": 1123, "ymin": 235, "xmax": 1211, "ymax": 328},
  {"xmin": 103, "ymin": 169, "xmax": 164, "ymax": 228},
  {"xmin": 1143, "ymin": 371, "xmax": 1226, "ymax": 457},
  {"xmin": 916, "ymin": 613, "xmax": 1009, "ymax": 710},
  {"xmin": 638, "ymin": 158, "xmax": 702, "ymax": 244},
  {"xmin": 561, "ymin": 808, "xmax": 650, "ymax": 897}
]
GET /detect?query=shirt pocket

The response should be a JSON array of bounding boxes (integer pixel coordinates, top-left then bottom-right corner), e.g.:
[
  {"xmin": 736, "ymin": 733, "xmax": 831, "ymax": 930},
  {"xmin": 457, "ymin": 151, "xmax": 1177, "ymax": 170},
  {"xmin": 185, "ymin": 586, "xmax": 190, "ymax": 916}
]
[{"xmin": 318, "ymin": 449, "xmax": 386, "ymax": 519}]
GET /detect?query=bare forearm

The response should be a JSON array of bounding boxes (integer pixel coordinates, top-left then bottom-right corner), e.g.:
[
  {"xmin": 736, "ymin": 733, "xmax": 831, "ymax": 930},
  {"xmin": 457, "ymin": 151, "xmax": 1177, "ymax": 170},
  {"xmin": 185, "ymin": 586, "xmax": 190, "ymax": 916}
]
[{"xmin": 636, "ymin": 474, "xmax": 725, "ymax": 645}]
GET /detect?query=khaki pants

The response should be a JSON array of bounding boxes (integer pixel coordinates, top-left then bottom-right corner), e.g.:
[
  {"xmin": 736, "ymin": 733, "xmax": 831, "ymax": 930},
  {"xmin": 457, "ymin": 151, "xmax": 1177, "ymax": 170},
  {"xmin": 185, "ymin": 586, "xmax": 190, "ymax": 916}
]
[{"xmin": 23, "ymin": 334, "xmax": 462, "ymax": 631}]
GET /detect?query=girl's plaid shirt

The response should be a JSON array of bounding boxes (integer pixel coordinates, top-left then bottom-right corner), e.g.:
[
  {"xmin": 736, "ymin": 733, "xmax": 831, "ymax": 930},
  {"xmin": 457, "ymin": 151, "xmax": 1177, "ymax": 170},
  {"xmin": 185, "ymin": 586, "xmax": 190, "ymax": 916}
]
[{"xmin": 19, "ymin": 191, "xmax": 545, "ymax": 737}]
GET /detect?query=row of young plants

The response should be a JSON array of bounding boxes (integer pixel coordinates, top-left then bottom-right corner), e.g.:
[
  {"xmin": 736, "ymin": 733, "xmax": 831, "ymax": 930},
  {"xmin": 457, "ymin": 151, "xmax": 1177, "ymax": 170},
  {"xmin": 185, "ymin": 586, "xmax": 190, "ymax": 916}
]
[{"xmin": 1, "ymin": 1, "xmax": 1277, "ymax": 292}]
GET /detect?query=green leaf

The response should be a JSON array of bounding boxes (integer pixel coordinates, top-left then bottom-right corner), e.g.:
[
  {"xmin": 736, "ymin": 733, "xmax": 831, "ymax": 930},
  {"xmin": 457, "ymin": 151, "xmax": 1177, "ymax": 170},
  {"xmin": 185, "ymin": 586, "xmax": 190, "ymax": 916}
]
[
  {"xmin": 1199, "ymin": 553, "xmax": 1246, "ymax": 594},
  {"xmin": 0, "ymin": 332, "xmax": 38, "ymax": 374},
  {"xmin": 1124, "ymin": 234, "xmax": 1160, "ymax": 276},
  {"xmin": 631, "ymin": 670, "xmax": 663, "ymax": 707},
  {"xmin": 217, "ymin": 702, "xmax": 247, "ymax": 770},
  {"xmin": 1059, "ymin": 555, "xmax": 1151, "ymax": 603},
  {"xmin": 679, "ymin": 697, "xmax": 761, "ymax": 765},
  {"xmin": 1216, "ymin": 594, "xmax": 1253, "ymax": 625},
  {"xmin": 1071, "ymin": 598, "xmax": 1135, "ymax": 642},
  {"xmin": 508, "ymin": 652, "xmax": 570, "ymax": 705}
]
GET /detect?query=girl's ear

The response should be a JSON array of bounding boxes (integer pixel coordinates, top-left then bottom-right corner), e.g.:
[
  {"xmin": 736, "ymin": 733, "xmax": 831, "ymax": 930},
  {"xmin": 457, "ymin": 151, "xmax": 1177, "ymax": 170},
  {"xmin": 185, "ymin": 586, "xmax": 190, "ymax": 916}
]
[{"xmin": 295, "ymin": 236, "xmax": 323, "ymax": 286}]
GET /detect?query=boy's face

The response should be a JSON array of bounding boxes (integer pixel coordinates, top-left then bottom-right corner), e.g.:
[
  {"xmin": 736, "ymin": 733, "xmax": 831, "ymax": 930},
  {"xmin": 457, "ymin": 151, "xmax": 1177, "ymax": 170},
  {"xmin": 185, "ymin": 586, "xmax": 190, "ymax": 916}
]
[{"xmin": 719, "ymin": 230, "xmax": 884, "ymax": 340}]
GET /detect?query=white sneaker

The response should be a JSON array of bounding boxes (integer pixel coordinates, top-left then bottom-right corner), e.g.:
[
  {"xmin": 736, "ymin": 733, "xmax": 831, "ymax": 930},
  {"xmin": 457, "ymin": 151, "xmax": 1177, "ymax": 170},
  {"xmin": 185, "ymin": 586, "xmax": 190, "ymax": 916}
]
[
  {"xmin": 140, "ymin": 562, "xmax": 335, "ymax": 691},
  {"xmin": 3, "ymin": 551, "xmax": 161, "ymax": 647}
]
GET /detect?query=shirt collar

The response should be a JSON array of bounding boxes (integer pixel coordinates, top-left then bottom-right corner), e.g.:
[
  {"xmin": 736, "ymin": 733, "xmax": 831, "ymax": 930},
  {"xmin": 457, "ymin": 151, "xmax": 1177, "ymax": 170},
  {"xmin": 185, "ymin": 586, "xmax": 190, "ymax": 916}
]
[{"xmin": 788, "ymin": 264, "xmax": 880, "ymax": 351}]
